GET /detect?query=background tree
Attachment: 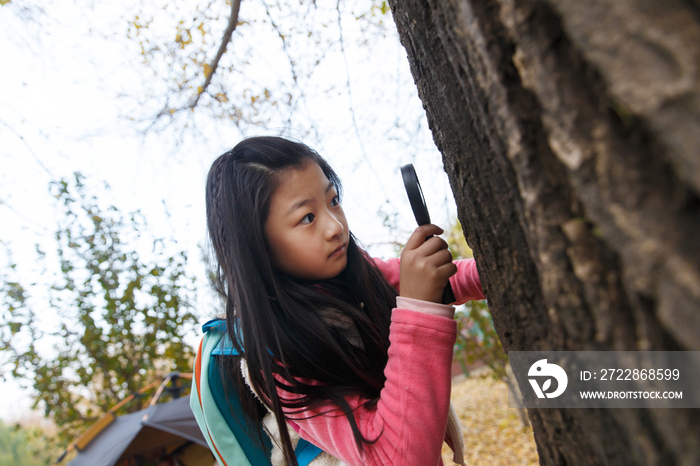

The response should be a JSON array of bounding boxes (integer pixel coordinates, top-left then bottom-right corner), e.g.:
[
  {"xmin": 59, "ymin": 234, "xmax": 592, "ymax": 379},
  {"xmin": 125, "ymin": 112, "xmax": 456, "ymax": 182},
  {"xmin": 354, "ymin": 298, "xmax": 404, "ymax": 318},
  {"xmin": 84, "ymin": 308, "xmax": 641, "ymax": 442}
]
[
  {"xmin": 0, "ymin": 419, "xmax": 58, "ymax": 466},
  {"xmin": 0, "ymin": 174, "xmax": 198, "ymax": 445},
  {"xmin": 389, "ymin": 0, "xmax": 700, "ymax": 464}
]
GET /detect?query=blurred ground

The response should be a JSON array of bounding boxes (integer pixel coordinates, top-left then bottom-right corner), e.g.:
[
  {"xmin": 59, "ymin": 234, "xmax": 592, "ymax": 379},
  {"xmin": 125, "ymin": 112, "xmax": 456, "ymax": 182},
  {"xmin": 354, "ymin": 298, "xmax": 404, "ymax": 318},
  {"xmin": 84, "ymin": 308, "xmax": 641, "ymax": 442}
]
[{"xmin": 442, "ymin": 373, "xmax": 540, "ymax": 466}]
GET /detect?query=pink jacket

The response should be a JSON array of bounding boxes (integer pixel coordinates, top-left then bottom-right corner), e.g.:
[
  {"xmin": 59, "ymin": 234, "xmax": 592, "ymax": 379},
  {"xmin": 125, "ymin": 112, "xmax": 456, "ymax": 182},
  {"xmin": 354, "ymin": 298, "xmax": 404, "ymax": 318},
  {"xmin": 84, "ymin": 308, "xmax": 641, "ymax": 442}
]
[{"xmin": 279, "ymin": 258, "xmax": 484, "ymax": 466}]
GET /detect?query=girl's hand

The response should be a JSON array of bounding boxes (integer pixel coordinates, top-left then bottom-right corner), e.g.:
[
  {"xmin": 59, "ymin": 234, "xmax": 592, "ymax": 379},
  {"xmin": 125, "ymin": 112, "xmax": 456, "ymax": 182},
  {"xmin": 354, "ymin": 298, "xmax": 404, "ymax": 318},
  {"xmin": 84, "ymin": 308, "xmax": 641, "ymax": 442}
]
[{"xmin": 399, "ymin": 224, "xmax": 458, "ymax": 303}]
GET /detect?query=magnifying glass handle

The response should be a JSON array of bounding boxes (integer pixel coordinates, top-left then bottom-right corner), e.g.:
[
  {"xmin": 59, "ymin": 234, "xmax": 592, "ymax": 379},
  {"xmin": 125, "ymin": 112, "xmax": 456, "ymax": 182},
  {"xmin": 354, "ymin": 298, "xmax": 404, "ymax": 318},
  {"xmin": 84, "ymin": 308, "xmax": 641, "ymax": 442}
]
[
  {"xmin": 401, "ymin": 164, "xmax": 455, "ymax": 305},
  {"xmin": 443, "ymin": 282, "xmax": 455, "ymax": 305}
]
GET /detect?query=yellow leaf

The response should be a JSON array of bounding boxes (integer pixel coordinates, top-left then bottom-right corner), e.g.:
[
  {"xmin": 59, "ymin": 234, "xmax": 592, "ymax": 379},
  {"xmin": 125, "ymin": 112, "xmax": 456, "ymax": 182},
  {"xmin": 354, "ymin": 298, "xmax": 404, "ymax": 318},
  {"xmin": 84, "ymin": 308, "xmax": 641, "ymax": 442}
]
[{"xmin": 380, "ymin": 1, "xmax": 389, "ymax": 15}]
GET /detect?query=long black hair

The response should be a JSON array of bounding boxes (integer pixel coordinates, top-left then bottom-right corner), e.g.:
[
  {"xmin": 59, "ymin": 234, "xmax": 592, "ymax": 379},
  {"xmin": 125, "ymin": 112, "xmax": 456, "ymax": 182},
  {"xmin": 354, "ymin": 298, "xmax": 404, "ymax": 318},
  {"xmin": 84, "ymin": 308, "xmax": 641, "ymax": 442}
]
[{"xmin": 205, "ymin": 136, "xmax": 398, "ymax": 466}]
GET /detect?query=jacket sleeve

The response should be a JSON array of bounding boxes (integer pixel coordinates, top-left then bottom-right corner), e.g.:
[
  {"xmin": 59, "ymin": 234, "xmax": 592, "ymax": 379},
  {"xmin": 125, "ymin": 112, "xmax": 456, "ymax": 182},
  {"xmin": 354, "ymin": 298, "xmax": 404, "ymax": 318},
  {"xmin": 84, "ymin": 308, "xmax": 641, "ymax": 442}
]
[
  {"xmin": 371, "ymin": 256, "xmax": 485, "ymax": 304},
  {"xmin": 280, "ymin": 308, "xmax": 456, "ymax": 466}
]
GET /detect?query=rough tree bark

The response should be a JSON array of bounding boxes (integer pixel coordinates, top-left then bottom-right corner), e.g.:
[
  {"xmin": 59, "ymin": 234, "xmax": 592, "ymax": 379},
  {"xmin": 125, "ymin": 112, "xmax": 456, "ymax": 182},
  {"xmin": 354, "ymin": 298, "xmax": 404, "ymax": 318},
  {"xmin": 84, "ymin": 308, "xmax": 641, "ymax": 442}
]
[{"xmin": 387, "ymin": 0, "xmax": 700, "ymax": 465}]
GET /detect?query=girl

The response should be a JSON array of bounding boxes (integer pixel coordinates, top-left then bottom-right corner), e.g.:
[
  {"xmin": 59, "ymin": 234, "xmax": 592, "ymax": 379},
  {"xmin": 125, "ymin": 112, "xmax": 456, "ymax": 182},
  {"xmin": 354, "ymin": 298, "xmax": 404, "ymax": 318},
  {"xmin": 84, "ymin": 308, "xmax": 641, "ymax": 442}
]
[{"xmin": 205, "ymin": 136, "xmax": 484, "ymax": 466}]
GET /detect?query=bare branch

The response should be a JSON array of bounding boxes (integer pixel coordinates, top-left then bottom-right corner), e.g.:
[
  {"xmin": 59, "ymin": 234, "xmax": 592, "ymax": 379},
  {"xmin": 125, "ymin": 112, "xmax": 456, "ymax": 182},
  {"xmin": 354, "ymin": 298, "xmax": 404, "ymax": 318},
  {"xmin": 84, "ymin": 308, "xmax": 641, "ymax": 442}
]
[
  {"xmin": 147, "ymin": 0, "xmax": 242, "ymax": 129},
  {"xmin": 0, "ymin": 118, "xmax": 56, "ymax": 181},
  {"xmin": 0, "ymin": 194, "xmax": 48, "ymax": 232},
  {"xmin": 189, "ymin": 0, "xmax": 242, "ymax": 109},
  {"xmin": 259, "ymin": 0, "xmax": 323, "ymax": 141},
  {"xmin": 335, "ymin": 0, "xmax": 400, "ymax": 217},
  {"xmin": 262, "ymin": 0, "xmax": 298, "ymax": 86}
]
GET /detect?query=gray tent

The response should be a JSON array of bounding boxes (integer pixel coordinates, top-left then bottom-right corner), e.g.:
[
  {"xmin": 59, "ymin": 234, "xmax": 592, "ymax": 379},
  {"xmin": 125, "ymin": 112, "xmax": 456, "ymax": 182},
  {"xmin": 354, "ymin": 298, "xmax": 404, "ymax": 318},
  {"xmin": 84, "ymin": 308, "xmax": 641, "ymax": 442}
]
[{"xmin": 67, "ymin": 395, "xmax": 215, "ymax": 466}]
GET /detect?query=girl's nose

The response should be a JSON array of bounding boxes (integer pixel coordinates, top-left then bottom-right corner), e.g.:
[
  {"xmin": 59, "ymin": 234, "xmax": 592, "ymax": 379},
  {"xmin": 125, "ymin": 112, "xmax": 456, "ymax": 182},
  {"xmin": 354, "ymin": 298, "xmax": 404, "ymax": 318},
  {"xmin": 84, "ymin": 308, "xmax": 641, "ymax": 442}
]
[{"xmin": 324, "ymin": 211, "xmax": 344, "ymax": 239}]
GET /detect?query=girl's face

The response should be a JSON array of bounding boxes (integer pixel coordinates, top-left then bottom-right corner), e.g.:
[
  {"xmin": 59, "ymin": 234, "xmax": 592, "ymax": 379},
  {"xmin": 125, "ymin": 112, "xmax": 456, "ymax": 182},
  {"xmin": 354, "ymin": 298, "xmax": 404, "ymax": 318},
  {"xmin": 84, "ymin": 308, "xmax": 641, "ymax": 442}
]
[{"xmin": 264, "ymin": 160, "xmax": 349, "ymax": 280}]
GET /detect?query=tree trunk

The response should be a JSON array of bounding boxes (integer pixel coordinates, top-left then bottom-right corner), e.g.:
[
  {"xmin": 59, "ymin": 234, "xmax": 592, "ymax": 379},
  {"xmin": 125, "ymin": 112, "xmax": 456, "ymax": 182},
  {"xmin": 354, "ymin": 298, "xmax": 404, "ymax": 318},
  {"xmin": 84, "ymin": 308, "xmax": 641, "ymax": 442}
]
[{"xmin": 388, "ymin": 0, "xmax": 700, "ymax": 465}]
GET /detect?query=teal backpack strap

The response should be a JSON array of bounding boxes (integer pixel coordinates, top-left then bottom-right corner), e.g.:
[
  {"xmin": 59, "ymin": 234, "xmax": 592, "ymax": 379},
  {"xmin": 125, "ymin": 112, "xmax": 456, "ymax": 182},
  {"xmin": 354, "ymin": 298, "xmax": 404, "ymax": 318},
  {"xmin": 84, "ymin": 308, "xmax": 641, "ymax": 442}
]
[
  {"xmin": 192, "ymin": 318, "xmax": 325, "ymax": 466},
  {"xmin": 191, "ymin": 319, "xmax": 269, "ymax": 466},
  {"xmin": 208, "ymin": 351, "xmax": 273, "ymax": 463}
]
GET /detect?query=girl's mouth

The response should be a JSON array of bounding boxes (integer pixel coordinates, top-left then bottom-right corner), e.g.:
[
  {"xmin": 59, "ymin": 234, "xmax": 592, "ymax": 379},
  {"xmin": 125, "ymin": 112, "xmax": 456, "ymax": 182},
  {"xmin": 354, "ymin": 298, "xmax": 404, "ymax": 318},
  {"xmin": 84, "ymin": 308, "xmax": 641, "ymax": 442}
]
[{"xmin": 329, "ymin": 244, "xmax": 346, "ymax": 258}]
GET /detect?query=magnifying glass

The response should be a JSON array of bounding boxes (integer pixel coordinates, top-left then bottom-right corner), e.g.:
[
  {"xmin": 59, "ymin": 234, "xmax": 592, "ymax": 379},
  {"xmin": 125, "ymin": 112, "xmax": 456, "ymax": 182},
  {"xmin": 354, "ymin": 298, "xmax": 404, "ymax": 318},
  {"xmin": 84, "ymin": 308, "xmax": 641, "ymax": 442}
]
[{"xmin": 400, "ymin": 163, "xmax": 455, "ymax": 304}]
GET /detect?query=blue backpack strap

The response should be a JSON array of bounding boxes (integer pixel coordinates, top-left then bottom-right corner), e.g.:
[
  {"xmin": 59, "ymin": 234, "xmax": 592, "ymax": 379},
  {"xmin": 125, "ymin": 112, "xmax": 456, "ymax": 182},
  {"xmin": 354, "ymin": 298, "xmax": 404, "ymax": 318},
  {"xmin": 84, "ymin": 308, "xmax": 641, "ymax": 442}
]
[
  {"xmin": 191, "ymin": 321, "xmax": 255, "ymax": 466},
  {"xmin": 295, "ymin": 439, "xmax": 324, "ymax": 466},
  {"xmin": 202, "ymin": 318, "xmax": 227, "ymax": 333},
  {"xmin": 197, "ymin": 318, "xmax": 325, "ymax": 465},
  {"xmin": 208, "ymin": 350, "xmax": 274, "ymax": 464}
]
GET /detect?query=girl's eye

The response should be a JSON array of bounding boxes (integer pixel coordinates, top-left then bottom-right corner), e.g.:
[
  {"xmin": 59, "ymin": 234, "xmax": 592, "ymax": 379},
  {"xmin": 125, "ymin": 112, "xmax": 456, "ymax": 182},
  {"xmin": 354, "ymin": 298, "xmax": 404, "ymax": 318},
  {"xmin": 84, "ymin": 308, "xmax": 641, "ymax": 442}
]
[
  {"xmin": 301, "ymin": 213, "xmax": 315, "ymax": 224},
  {"xmin": 331, "ymin": 195, "xmax": 340, "ymax": 207}
]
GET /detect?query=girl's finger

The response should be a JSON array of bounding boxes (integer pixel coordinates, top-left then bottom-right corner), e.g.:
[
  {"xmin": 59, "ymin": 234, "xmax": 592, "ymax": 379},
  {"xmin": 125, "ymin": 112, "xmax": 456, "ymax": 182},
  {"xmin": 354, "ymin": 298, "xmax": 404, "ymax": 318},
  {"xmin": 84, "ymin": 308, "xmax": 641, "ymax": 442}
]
[
  {"xmin": 426, "ymin": 247, "xmax": 454, "ymax": 268},
  {"xmin": 418, "ymin": 235, "xmax": 450, "ymax": 257},
  {"xmin": 437, "ymin": 260, "xmax": 459, "ymax": 280},
  {"xmin": 404, "ymin": 224, "xmax": 444, "ymax": 251}
]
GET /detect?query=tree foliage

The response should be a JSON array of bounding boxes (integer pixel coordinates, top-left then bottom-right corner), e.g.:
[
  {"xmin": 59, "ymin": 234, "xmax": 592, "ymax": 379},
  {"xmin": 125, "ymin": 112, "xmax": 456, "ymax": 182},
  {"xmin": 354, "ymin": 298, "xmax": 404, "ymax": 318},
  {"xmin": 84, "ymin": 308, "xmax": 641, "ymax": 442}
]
[
  {"xmin": 0, "ymin": 174, "xmax": 198, "ymax": 444},
  {"xmin": 0, "ymin": 419, "xmax": 58, "ymax": 466}
]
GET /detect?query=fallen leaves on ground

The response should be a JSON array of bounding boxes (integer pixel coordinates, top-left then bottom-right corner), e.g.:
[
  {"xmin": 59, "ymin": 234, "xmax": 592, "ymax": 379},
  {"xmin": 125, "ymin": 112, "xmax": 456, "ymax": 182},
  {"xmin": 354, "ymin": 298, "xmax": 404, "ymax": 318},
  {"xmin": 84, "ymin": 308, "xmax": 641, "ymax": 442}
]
[{"xmin": 442, "ymin": 373, "xmax": 539, "ymax": 466}]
